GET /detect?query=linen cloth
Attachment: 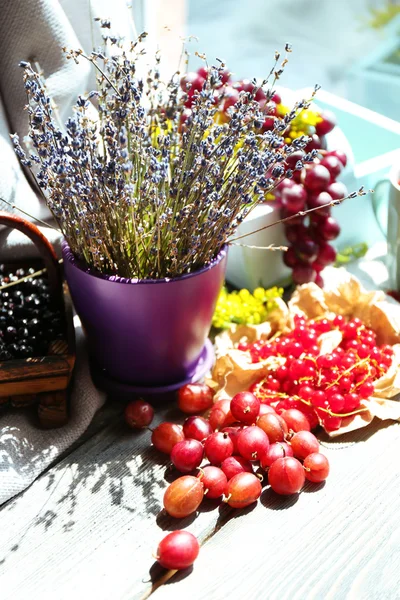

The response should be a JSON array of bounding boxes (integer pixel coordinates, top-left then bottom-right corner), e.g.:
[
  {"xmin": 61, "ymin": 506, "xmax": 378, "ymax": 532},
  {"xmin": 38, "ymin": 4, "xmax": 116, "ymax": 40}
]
[{"xmin": 0, "ymin": 0, "xmax": 137, "ymax": 504}]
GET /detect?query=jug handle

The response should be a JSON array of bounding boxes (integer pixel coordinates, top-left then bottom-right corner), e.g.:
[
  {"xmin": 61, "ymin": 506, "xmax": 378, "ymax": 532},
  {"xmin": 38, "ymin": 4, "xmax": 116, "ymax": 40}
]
[{"xmin": 371, "ymin": 179, "xmax": 390, "ymax": 238}]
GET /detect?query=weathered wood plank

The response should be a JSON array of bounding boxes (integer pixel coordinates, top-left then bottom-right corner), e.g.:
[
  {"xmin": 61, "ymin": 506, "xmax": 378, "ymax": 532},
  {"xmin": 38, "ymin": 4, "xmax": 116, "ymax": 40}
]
[
  {"xmin": 0, "ymin": 404, "xmax": 234, "ymax": 600},
  {"xmin": 1, "ymin": 397, "xmax": 400, "ymax": 600},
  {"xmin": 150, "ymin": 421, "xmax": 400, "ymax": 600},
  {"xmin": 0, "ymin": 357, "xmax": 70, "ymax": 383}
]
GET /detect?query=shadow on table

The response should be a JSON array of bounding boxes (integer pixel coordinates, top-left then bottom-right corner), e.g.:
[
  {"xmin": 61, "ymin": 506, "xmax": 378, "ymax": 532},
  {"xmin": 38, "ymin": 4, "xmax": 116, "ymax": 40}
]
[{"xmin": 1, "ymin": 394, "xmax": 190, "ymax": 564}]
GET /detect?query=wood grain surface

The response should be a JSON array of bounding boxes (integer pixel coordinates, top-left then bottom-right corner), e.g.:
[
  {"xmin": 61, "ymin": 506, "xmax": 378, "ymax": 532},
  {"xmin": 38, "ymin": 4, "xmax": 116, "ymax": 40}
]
[{"xmin": 1, "ymin": 397, "xmax": 400, "ymax": 600}]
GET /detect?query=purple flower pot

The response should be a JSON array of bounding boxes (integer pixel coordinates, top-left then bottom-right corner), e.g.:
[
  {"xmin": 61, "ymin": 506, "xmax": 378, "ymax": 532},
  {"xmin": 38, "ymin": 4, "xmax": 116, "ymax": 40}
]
[{"xmin": 62, "ymin": 242, "xmax": 227, "ymax": 386}]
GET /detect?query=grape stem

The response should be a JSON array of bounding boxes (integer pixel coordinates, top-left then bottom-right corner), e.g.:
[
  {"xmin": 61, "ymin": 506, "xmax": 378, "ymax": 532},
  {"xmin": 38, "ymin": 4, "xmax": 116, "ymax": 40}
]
[{"xmin": 229, "ymin": 188, "xmax": 371, "ymax": 243}]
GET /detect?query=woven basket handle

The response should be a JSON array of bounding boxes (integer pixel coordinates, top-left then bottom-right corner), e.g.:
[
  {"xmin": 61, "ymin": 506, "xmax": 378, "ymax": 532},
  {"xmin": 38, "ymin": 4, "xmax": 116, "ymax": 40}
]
[{"xmin": 0, "ymin": 211, "xmax": 61, "ymax": 295}]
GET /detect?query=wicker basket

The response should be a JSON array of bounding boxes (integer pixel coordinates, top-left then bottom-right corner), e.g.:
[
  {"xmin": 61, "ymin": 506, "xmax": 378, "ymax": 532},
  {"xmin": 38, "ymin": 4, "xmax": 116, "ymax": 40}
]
[{"xmin": 0, "ymin": 212, "xmax": 75, "ymax": 428}]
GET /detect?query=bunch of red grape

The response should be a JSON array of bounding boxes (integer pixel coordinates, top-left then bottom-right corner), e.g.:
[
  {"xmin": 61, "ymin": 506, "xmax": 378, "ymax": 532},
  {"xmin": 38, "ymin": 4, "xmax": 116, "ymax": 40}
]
[
  {"xmin": 238, "ymin": 313, "xmax": 393, "ymax": 432},
  {"xmin": 180, "ymin": 67, "xmax": 348, "ymax": 288},
  {"xmin": 277, "ymin": 148, "xmax": 348, "ymax": 287},
  {"xmin": 125, "ymin": 378, "xmax": 331, "ymax": 571}
]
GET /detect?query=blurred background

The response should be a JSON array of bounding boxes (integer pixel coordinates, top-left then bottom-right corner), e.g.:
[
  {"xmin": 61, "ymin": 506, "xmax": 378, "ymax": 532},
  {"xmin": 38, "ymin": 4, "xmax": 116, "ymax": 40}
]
[
  {"xmin": 186, "ymin": 0, "xmax": 400, "ymax": 121},
  {"xmin": 131, "ymin": 0, "xmax": 400, "ymax": 121}
]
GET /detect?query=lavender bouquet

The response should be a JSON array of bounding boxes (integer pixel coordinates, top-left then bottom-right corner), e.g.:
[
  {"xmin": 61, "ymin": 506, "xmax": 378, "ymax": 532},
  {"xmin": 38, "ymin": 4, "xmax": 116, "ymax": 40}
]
[{"xmin": 12, "ymin": 35, "xmax": 354, "ymax": 280}]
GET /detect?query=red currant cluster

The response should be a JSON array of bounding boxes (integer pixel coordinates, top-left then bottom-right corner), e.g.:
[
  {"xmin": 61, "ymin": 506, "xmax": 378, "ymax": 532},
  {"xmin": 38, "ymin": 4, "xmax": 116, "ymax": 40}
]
[
  {"xmin": 237, "ymin": 314, "xmax": 394, "ymax": 432},
  {"xmin": 277, "ymin": 149, "xmax": 348, "ymax": 287},
  {"xmin": 124, "ymin": 381, "xmax": 331, "ymax": 570}
]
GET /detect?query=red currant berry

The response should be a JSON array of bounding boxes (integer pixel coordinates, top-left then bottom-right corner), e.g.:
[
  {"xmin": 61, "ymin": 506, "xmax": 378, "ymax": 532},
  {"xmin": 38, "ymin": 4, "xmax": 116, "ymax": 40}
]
[
  {"xmin": 323, "ymin": 415, "xmax": 342, "ymax": 431},
  {"xmin": 343, "ymin": 392, "xmax": 361, "ymax": 412},
  {"xmin": 358, "ymin": 381, "xmax": 374, "ymax": 399},
  {"xmin": 329, "ymin": 393, "xmax": 345, "ymax": 412}
]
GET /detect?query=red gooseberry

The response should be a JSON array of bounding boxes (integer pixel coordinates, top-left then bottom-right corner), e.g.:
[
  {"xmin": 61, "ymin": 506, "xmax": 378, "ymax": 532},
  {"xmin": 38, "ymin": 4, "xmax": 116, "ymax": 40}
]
[{"xmin": 156, "ymin": 530, "xmax": 199, "ymax": 570}]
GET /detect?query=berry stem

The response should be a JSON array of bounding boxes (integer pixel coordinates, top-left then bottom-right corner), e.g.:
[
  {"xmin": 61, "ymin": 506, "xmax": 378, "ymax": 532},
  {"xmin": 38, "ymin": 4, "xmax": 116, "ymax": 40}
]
[{"xmin": 229, "ymin": 188, "xmax": 369, "ymax": 242}]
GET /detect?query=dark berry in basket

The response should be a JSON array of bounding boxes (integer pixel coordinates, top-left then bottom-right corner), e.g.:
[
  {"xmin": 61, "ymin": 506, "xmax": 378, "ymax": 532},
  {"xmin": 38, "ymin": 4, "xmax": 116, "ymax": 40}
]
[
  {"xmin": 17, "ymin": 327, "xmax": 29, "ymax": 339},
  {"xmin": 0, "ymin": 264, "xmax": 66, "ymax": 361},
  {"xmin": 5, "ymin": 326, "xmax": 17, "ymax": 341}
]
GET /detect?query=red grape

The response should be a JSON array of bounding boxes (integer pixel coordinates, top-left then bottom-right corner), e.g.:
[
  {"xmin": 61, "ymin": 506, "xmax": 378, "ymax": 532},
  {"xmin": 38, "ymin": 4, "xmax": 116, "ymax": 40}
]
[
  {"xmin": 318, "ymin": 216, "xmax": 340, "ymax": 241},
  {"xmin": 281, "ymin": 185, "xmax": 307, "ymax": 212},
  {"xmin": 315, "ymin": 110, "xmax": 337, "ymax": 136},
  {"xmin": 304, "ymin": 165, "xmax": 331, "ymax": 192},
  {"xmin": 320, "ymin": 156, "xmax": 343, "ymax": 181},
  {"xmin": 225, "ymin": 472, "xmax": 262, "ymax": 508},
  {"xmin": 171, "ymin": 439, "xmax": 204, "ymax": 473},
  {"xmin": 304, "ymin": 452, "xmax": 330, "ymax": 482},
  {"xmin": 268, "ymin": 457, "xmax": 305, "ymax": 495},
  {"xmin": 156, "ymin": 530, "xmax": 199, "ymax": 570},
  {"xmin": 283, "ymin": 247, "xmax": 302, "ymax": 268},
  {"xmin": 152, "ymin": 423, "xmax": 185, "ymax": 454},
  {"xmin": 271, "ymin": 92, "xmax": 282, "ymax": 104},
  {"xmin": 180, "ymin": 72, "xmax": 205, "ymax": 92},
  {"xmin": 292, "ymin": 264, "xmax": 317, "ymax": 285},
  {"xmin": 262, "ymin": 116, "xmax": 276, "ymax": 131},
  {"xmin": 317, "ymin": 242, "xmax": 337, "ymax": 266},
  {"xmin": 197, "ymin": 465, "xmax": 227, "ymax": 498},
  {"xmin": 326, "ymin": 181, "xmax": 348, "ymax": 200},
  {"xmin": 327, "ymin": 149, "xmax": 347, "ymax": 167},
  {"xmin": 285, "ymin": 151, "xmax": 305, "ymax": 170},
  {"xmin": 197, "ymin": 66, "xmax": 208, "ymax": 79},
  {"xmin": 307, "ymin": 191, "xmax": 332, "ymax": 215},
  {"xmin": 178, "ymin": 383, "xmax": 214, "ymax": 414},
  {"xmin": 305, "ymin": 133, "xmax": 323, "ymax": 152},
  {"xmin": 183, "ymin": 416, "xmax": 212, "ymax": 441},
  {"xmin": 204, "ymin": 431, "xmax": 234, "ymax": 465},
  {"xmin": 124, "ymin": 399, "xmax": 154, "ymax": 429},
  {"xmin": 230, "ymin": 391, "xmax": 260, "ymax": 425},
  {"xmin": 163, "ymin": 475, "xmax": 204, "ymax": 518},
  {"xmin": 222, "ymin": 87, "xmax": 240, "ymax": 112}
]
